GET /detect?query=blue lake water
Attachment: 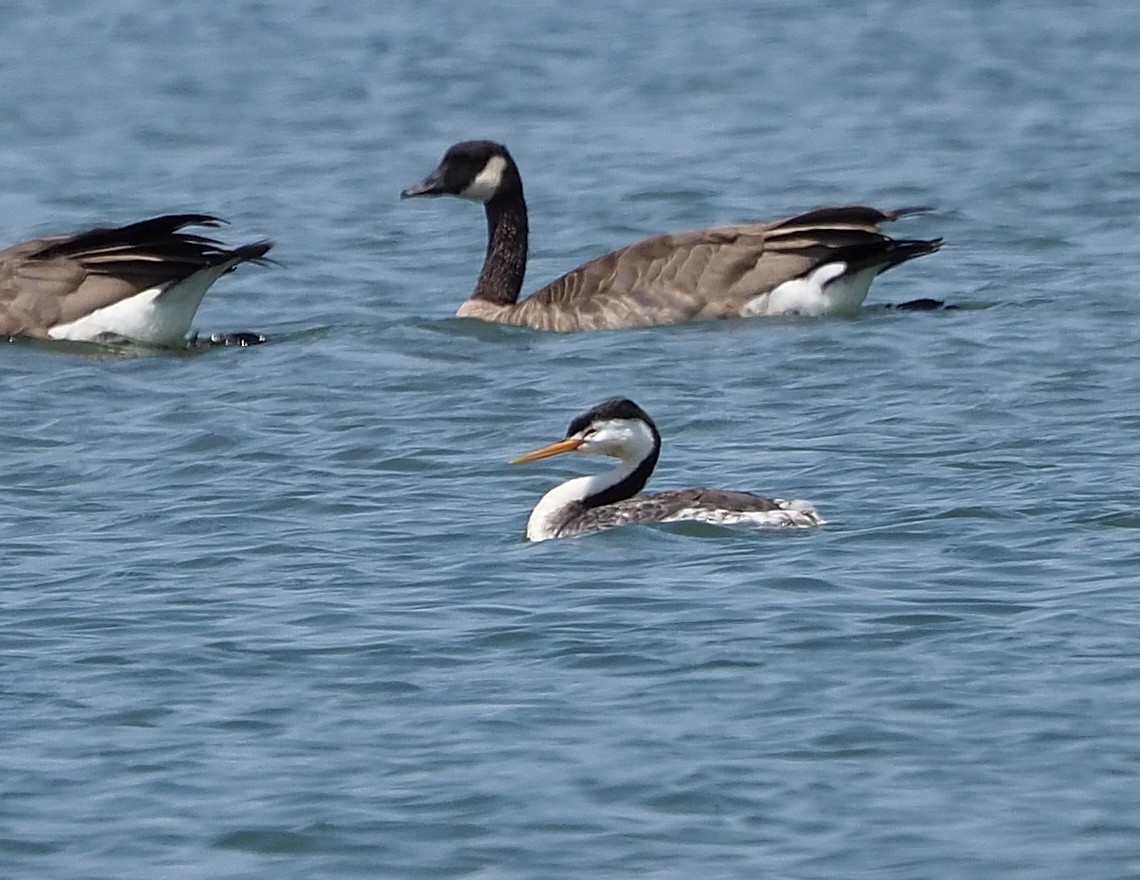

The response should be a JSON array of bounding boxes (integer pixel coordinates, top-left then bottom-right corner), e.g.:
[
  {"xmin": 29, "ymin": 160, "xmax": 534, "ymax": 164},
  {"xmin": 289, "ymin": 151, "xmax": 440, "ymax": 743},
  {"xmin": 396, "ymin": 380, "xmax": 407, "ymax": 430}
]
[{"xmin": 3, "ymin": 1, "xmax": 1140, "ymax": 877}]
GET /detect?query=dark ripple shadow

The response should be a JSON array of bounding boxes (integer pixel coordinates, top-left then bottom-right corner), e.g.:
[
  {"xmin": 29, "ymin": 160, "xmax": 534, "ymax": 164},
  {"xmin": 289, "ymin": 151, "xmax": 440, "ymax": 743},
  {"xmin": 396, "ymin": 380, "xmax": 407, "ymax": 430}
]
[
  {"xmin": 4, "ymin": 324, "xmax": 330, "ymax": 360},
  {"xmin": 408, "ymin": 315, "xmax": 536, "ymax": 344}
]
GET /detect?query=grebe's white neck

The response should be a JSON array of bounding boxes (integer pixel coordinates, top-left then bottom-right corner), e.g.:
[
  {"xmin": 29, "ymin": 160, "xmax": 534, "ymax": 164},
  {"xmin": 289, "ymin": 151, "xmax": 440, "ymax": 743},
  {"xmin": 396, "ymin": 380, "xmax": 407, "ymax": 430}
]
[
  {"xmin": 521, "ymin": 416, "xmax": 659, "ymax": 541},
  {"xmin": 525, "ymin": 454, "xmax": 644, "ymax": 542}
]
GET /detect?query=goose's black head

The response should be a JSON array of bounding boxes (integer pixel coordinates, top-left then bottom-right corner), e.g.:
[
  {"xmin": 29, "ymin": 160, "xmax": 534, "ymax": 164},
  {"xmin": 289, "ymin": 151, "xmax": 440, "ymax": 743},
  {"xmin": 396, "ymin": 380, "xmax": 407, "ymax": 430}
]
[{"xmin": 401, "ymin": 140, "xmax": 522, "ymax": 204}]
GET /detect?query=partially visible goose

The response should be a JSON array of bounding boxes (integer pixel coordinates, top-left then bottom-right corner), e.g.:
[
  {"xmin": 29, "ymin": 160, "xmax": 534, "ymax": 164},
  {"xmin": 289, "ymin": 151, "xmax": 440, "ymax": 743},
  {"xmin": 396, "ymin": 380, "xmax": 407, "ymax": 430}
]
[
  {"xmin": 0, "ymin": 214, "xmax": 272, "ymax": 346},
  {"xmin": 510, "ymin": 398, "xmax": 823, "ymax": 541},
  {"xmin": 402, "ymin": 140, "xmax": 942, "ymax": 332}
]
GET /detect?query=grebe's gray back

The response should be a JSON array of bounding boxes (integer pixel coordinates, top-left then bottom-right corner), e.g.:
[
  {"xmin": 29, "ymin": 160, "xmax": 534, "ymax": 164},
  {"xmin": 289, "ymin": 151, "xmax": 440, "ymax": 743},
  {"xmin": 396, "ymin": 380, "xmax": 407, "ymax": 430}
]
[{"xmin": 510, "ymin": 398, "xmax": 823, "ymax": 541}]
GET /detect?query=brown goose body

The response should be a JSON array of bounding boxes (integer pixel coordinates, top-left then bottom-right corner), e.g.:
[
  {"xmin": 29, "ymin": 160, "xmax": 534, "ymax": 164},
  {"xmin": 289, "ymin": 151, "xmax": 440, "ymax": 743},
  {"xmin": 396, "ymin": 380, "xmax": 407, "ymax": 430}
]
[
  {"xmin": 402, "ymin": 140, "xmax": 941, "ymax": 332},
  {"xmin": 0, "ymin": 214, "xmax": 271, "ymax": 346}
]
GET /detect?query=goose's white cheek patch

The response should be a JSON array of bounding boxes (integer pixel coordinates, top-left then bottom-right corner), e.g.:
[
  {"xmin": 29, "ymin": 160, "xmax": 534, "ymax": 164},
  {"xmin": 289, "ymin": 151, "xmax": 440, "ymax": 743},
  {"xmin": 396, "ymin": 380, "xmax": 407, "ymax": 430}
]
[{"xmin": 460, "ymin": 154, "xmax": 508, "ymax": 202}]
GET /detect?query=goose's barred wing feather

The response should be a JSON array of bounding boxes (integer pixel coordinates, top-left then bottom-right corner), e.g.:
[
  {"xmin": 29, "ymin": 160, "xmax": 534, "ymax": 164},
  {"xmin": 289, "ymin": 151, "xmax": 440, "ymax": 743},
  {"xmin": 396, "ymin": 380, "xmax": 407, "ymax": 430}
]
[{"xmin": 510, "ymin": 206, "xmax": 939, "ymax": 331}]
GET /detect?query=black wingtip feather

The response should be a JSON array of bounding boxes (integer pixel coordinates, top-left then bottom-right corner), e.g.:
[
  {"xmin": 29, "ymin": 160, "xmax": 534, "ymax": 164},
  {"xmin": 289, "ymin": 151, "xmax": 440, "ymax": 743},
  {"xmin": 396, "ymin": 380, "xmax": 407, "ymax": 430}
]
[
  {"xmin": 883, "ymin": 205, "xmax": 934, "ymax": 220},
  {"xmin": 775, "ymin": 204, "xmax": 935, "ymax": 231},
  {"xmin": 31, "ymin": 216, "xmax": 272, "ymax": 270},
  {"xmin": 232, "ymin": 240, "xmax": 275, "ymax": 265}
]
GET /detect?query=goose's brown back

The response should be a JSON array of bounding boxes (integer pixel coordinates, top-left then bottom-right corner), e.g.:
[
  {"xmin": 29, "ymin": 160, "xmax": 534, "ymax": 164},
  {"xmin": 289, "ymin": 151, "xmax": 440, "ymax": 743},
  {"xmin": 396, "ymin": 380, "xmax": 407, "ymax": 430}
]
[{"xmin": 459, "ymin": 205, "xmax": 940, "ymax": 332}]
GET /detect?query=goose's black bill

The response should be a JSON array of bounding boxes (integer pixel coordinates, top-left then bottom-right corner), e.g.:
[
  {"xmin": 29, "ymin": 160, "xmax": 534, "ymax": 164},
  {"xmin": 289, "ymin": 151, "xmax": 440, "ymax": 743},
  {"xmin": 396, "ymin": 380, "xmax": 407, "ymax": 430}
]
[{"xmin": 401, "ymin": 168, "xmax": 447, "ymax": 199}]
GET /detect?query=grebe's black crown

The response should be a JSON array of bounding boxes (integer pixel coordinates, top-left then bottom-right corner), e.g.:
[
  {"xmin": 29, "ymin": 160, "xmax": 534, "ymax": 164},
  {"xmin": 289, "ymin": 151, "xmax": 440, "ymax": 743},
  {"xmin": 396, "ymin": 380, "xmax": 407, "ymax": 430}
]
[{"xmin": 566, "ymin": 398, "xmax": 658, "ymax": 438}]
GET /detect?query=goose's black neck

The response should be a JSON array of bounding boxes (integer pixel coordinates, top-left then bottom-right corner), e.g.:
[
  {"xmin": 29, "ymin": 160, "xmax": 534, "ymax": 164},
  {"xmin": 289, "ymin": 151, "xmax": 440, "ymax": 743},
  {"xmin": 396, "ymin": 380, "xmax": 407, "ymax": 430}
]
[
  {"xmin": 581, "ymin": 443, "xmax": 660, "ymax": 511},
  {"xmin": 472, "ymin": 193, "xmax": 529, "ymax": 306}
]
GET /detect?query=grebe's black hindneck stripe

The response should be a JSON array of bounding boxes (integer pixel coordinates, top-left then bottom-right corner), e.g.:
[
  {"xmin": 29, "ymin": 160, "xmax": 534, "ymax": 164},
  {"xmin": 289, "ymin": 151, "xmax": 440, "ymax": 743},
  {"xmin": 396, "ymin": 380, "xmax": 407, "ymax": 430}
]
[{"xmin": 580, "ymin": 444, "xmax": 659, "ymax": 511}]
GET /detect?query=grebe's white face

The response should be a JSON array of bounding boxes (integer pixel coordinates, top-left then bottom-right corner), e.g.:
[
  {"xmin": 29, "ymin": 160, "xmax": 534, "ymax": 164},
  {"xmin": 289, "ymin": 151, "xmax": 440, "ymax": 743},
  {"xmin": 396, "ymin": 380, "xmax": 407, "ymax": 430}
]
[
  {"xmin": 574, "ymin": 418, "xmax": 656, "ymax": 461},
  {"xmin": 459, "ymin": 154, "xmax": 508, "ymax": 203},
  {"xmin": 511, "ymin": 411, "xmax": 657, "ymax": 468}
]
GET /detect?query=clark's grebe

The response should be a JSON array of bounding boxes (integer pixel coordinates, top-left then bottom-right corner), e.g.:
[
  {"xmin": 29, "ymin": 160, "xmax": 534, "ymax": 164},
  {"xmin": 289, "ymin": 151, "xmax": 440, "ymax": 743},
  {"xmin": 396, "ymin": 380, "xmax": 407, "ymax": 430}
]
[
  {"xmin": 0, "ymin": 214, "xmax": 272, "ymax": 346},
  {"xmin": 402, "ymin": 140, "xmax": 941, "ymax": 332},
  {"xmin": 511, "ymin": 398, "xmax": 823, "ymax": 541}
]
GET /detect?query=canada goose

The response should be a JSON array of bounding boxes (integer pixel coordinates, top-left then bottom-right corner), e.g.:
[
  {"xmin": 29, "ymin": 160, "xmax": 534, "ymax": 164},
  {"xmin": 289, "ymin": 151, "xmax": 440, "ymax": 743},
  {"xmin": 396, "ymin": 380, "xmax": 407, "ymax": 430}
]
[
  {"xmin": 402, "ymin": 140, "xmax": 942, "ymax": 332},
  {"xmin": 0, "ymin": 214, "xmax": 272, "ymax": 346},
  {"xmin": 510, "ymin": 398, "xmax": 823, "ymax": 541}
]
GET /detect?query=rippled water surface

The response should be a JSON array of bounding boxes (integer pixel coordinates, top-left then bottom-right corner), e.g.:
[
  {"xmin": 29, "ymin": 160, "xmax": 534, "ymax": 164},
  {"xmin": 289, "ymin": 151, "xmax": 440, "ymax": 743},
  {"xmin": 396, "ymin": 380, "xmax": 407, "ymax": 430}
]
[{"xmin": 3, "ymin": 1, "xmax": 1140, "ymax": 877}]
